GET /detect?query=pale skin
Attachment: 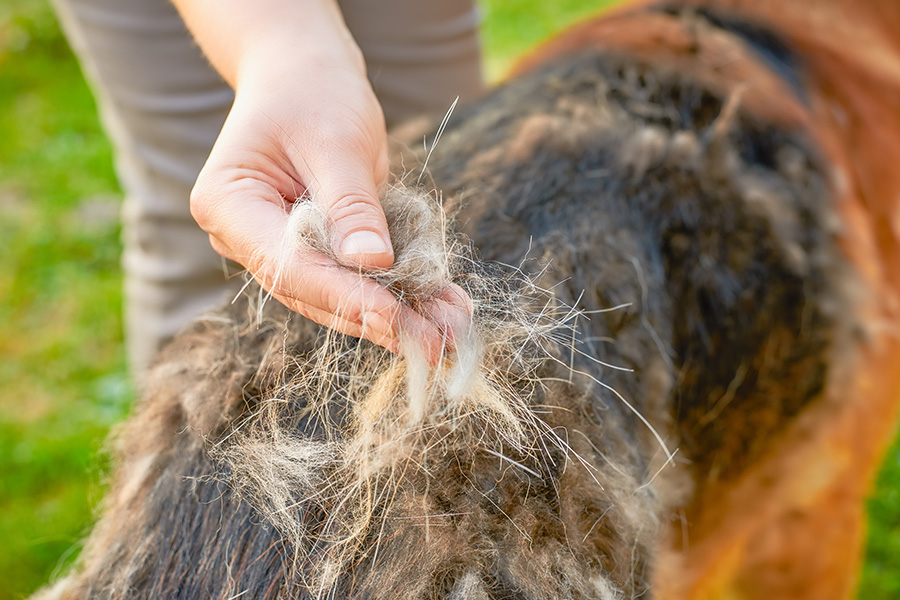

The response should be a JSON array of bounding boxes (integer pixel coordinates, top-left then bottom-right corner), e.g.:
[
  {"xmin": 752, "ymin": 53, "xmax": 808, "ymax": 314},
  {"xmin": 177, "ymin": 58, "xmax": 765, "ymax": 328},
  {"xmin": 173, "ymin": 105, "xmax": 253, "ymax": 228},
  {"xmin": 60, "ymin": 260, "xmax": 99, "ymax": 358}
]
[{"xmin": 171, "ymin": 0, "xmax": 469, "ymax": 361}]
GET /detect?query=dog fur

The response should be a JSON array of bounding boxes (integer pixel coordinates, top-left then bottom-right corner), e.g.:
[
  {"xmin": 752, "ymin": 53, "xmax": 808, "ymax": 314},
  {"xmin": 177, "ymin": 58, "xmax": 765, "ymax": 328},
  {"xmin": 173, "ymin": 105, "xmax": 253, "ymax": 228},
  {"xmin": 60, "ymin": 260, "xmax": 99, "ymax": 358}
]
[{"xmin": 33, "ymin": 1, "xmax": 900, "ymax": 599}]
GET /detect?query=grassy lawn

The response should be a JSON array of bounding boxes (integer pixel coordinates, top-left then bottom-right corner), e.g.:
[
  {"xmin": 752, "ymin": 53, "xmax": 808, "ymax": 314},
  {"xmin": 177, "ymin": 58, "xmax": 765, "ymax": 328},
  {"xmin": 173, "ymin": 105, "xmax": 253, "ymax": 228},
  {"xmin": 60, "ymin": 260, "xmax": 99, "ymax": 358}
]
[
  {"xmin": 0, "ymin": 1, "xmax": 897, "ymax": 598},
  {"xmin": 0, "ymin": 1, "xmax": 130, "ymax": 597}
]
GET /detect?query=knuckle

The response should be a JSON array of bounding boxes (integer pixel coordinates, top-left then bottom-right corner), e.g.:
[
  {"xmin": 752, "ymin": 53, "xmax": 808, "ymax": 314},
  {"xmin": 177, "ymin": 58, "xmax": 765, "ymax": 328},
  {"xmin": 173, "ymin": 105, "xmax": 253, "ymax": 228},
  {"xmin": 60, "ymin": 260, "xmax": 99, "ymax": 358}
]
[
  {"xmin": 322, "ymin": 283, "xmax": 365, "ymax": 326},
  {"xmin": 188, "ymin": 179, "xmax": 218, "ymax": 230},
  {"xmin": 207, "ymin": 235, "xmax": 229, "ymax": 258},
  {"xmin": 315, "ymin": 117, "xmax": 362, "ymax": 148},
  {"xmin": 316, "ymin": 103, "xmax": 385, "ymax": 156},
  {"xmin": 327, "ymin": 193, "xmax": 383, "ymax": 224}
]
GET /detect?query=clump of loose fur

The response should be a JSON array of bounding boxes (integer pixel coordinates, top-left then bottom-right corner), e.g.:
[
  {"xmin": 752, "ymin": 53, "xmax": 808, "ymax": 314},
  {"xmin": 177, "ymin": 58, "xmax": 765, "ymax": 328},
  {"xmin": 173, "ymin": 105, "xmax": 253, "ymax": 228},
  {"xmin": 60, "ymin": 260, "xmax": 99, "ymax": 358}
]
[
  {"xmin": 215, "ymin": 183, "xmax": 579, "ymax": 597},
  {"xmin": 291, "ymin": 184, "xmax": 454, "ymax": 303}
]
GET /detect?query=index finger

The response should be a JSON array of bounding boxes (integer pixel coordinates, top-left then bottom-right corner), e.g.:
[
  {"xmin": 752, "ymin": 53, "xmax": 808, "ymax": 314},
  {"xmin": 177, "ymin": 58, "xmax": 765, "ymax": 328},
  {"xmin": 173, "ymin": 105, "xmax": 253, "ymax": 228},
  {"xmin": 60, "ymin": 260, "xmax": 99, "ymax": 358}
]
[{"xmin": 205, "ymin": 190, "xmax": 451, "ymax": 357}]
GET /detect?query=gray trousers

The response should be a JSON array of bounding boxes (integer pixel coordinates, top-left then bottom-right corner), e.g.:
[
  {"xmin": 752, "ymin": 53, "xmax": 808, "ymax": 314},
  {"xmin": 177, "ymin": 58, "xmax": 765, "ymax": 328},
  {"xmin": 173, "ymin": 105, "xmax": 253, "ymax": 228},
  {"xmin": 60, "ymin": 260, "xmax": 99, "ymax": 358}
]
[{"xmin": 52, "ymin": 0, "xmax": 484, "ymax": 374}]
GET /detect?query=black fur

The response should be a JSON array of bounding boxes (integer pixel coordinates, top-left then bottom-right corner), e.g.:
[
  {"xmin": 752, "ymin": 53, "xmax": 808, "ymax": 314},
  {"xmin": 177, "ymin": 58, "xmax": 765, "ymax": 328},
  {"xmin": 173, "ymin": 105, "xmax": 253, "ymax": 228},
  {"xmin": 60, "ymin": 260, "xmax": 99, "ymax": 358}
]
[{"xmin": 40, "ymin": 45, "xmax": 847, "ymax": 600}]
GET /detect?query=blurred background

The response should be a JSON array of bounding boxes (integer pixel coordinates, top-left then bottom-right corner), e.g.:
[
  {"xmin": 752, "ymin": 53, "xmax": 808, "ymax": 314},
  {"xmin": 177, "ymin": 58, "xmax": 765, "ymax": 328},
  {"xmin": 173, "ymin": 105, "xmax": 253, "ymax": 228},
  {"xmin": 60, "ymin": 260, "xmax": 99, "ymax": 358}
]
[{"xmin": 0, "ymin": 0, "xmax": 897, "ymax": 598}]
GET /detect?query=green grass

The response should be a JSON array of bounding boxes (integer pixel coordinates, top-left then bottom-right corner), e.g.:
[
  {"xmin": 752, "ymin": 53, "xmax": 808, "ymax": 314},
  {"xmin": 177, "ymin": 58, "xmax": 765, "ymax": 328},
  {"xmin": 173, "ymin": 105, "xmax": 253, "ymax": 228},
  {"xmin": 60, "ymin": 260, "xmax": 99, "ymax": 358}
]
[
  {"xmin": 0, "ymin": 1, "xmax": 897, "ymax": 598},
  {"xmin": 862, "ymin": 440, "xmax": 900, "ymax": 598},
  {"xmin": 480, "ymin": 0, "xmax": 616, "ymax": 79},
  {"xmin": 0, "ymin": 1, "xmax": 129, "ymax": 597}
]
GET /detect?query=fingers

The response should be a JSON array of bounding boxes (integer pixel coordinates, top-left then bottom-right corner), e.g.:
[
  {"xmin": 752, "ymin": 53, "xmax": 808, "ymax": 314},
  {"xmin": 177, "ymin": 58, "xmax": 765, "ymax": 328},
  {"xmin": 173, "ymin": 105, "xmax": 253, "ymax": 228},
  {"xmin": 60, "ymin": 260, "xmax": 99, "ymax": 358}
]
[
  {"xmin": 187, "ymin": 58, "xmax": 465, "ymax": 358},
  {"xmin": 269, "ymin": 68, "xmax": 395, "ymax": 271},
  {"xmin": 322, "ymin": 183, "xmax": 394, "ymax": 271},
  {"xmin": 420, "ymin": 284, "xmax": 474, "ymax": 349},
  {"xmin": 308, "ymin": 129, "xmax": 394, "ymax": 271},
  {"xmin": 192, "ymin": 178, "xmax": 450, "ymax": 355},
  {"xmin": 198, "ymin": 180, "xmax": 474, "ymax": 363}
]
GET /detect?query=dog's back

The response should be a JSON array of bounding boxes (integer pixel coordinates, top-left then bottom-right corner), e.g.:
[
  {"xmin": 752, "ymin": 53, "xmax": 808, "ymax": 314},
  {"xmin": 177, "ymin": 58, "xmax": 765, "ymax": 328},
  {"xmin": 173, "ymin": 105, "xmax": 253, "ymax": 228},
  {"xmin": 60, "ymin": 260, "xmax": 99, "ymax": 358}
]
[{"xmin": 35, "ymin": 2, "xmax": 900, "ymax": 599}]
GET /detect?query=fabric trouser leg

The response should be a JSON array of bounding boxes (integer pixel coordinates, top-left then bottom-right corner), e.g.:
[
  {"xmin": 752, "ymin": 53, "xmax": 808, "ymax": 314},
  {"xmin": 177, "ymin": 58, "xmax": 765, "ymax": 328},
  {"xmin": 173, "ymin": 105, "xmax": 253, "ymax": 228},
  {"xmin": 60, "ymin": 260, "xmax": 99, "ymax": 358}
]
[
  {"xmin": 53, "ymin": 0, "xmax": 483, "ymax": 377},
  {"xmin": 53, "ymin": 0, "xmax": 239, "ymax": 377},
  {"xmin": 339, "ymin": 0, "xmax": 485, "ymax": 127}
]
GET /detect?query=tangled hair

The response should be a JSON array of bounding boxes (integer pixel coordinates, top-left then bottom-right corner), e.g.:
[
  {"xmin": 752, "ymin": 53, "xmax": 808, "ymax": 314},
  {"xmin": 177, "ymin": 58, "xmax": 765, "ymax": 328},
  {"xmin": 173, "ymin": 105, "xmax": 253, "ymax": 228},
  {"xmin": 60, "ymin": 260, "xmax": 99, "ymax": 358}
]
[
  {"xmin": 33, "ymin": 4, "xmax": 874, "ymax": 598},
  {"xmin": 218, "ymin": 184, "xmax": 609, "ymax": 596}
]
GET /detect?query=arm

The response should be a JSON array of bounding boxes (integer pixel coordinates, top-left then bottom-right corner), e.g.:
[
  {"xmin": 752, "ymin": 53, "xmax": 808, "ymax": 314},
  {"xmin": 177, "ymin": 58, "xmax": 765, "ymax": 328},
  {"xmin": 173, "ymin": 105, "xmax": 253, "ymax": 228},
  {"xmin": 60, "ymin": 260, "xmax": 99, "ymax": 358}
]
[{"xmin": 170, "ymin": 0, "xmax": 460, "ymax": 356}]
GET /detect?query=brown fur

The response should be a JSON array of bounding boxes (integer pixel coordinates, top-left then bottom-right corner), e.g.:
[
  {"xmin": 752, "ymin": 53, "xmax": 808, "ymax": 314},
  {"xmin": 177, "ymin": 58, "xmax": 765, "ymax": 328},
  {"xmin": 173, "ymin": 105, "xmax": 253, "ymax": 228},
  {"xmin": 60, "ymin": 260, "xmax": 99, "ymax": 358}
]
[{"xmin": 33, "ymin": 2, "xmax": 900, "ymax": 599}]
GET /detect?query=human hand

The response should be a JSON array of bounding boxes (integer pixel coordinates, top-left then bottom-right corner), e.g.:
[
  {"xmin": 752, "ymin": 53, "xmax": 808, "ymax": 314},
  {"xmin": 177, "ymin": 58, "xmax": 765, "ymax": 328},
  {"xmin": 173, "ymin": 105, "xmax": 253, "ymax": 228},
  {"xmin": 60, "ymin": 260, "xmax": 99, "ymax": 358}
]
[{"xmin": 180, "ymin": 3, "xmax": 468, "ymax": 360}]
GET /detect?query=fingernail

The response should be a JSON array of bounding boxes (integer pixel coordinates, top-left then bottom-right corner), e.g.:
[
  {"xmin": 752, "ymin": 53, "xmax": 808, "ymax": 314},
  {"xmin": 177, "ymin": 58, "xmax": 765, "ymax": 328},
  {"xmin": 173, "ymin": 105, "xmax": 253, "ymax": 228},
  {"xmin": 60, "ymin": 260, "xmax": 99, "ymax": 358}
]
[{"xmin": 340, "ymin": 230, "xmax": 389, "ymax": 257}]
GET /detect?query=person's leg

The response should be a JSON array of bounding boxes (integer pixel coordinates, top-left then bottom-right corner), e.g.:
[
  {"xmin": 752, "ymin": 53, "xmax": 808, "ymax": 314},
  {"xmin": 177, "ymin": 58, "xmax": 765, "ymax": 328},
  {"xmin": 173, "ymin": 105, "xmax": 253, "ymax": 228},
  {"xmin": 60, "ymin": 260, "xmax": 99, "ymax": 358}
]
[
  {"xmin": 338, "ymin": 0, "xmax": 485, "ymax": 128},
  {"xmin": 53, "ymin": 0, "xmax": 241, "ymax": 376},
  {"xmin": 53, "ymin": 0, "xmax": 484, "ymax": 378}
]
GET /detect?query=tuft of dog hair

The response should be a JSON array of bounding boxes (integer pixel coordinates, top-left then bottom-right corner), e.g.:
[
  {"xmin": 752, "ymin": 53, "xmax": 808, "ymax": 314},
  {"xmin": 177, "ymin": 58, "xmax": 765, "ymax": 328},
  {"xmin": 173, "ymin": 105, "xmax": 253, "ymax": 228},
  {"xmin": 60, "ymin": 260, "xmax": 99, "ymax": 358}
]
[
  {"xmin": 217, "ymin": 182, "xmax": 626, "ymax": 596},
  {"xmin": 30, "ymin": 10, "xmax": 860, "ymax": 599}
]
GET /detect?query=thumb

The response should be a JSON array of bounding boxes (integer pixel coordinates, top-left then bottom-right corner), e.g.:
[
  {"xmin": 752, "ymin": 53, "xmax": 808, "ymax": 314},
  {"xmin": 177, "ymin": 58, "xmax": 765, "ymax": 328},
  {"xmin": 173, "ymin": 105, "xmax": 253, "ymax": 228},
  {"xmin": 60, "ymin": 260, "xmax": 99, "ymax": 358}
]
[
  {"xmin": 306, "ymin": 119, "xmax": 394, "ymax": 271},
  {"xmin": 326, "ymin": 182, "xmax": 395, "ymax": 270}
]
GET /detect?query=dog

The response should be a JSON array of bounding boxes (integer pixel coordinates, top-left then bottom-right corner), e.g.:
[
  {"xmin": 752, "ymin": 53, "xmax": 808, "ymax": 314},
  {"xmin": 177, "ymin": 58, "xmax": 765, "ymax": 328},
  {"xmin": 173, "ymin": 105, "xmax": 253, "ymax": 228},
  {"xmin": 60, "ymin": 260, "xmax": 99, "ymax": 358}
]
[{"xmin": 33, "ymin": 1, "xmax": 900, "ymax": 598}]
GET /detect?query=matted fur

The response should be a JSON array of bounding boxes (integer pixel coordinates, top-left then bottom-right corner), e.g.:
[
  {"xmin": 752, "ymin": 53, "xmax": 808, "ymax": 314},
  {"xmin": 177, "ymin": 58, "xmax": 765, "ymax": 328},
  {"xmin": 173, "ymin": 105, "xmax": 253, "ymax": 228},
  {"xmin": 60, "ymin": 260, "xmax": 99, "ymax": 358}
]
[
  {"xmin": 219, "ymin": 184, "xmax": 620, "ymax": 596},
  {"xmin": 34, "ymin": 2, "xmax": 900, "ymax": 599}
]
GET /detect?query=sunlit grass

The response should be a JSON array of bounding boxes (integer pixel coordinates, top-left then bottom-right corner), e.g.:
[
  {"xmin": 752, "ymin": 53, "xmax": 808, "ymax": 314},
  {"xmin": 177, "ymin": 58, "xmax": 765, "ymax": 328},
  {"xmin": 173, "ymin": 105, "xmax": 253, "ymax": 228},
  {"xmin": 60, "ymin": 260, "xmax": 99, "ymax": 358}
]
[
  {"xmin": 480, "ymin": 0, "xmax": 617, "ymax": 79},
  {"xmin": 0, "ymin": 2, "xmax": 128, "ymax": 597}
]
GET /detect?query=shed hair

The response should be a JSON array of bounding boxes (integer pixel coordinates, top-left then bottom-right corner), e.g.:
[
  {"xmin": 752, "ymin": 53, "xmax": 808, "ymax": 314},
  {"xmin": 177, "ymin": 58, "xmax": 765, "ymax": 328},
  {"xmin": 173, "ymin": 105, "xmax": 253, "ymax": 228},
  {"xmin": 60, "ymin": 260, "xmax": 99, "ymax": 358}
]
[{"xmin": 214, "ymin": 183, "xmax": 617, "ymax": 596}]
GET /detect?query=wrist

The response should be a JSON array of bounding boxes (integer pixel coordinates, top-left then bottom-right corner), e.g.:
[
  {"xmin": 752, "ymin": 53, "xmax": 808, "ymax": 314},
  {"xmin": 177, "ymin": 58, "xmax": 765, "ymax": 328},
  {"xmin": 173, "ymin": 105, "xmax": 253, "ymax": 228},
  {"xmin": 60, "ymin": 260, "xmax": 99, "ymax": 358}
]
[
  {"xmin": 236, "ymin": 34, "xmax": 366, "ymax": 94},
  {"xmin": 172, "ymin": 0, "xmax": 365, "ymax": 89}
]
